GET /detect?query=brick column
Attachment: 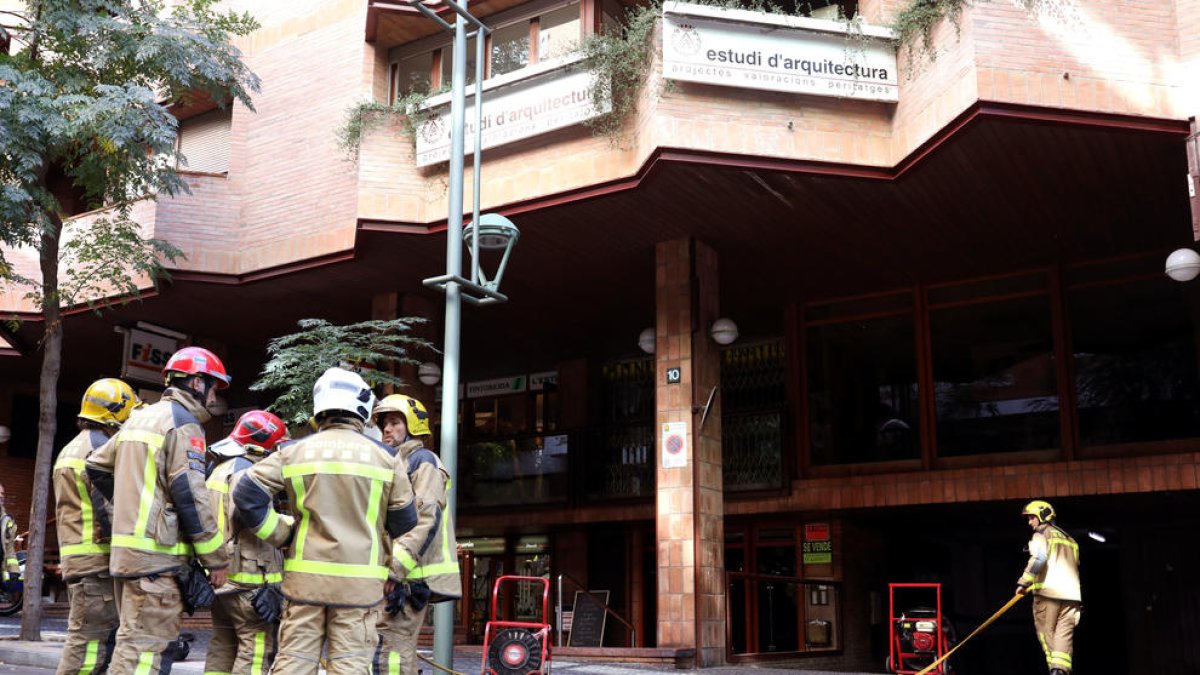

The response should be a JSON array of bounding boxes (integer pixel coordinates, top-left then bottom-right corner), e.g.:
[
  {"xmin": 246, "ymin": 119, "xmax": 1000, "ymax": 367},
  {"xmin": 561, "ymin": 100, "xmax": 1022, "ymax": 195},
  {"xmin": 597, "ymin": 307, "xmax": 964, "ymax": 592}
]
[{"xmin": 654, "ymin": 238, "xmax": 725, "ymax": 666}]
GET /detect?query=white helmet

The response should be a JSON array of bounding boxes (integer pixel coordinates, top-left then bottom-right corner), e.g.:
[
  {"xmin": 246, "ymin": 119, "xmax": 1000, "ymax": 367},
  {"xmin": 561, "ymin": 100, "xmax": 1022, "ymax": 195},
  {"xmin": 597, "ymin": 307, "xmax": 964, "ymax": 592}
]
[
  {"xmin": 312, "ymin": 367, "xmax": 375, "ymax": 422},
  {"xmin": 208, "ymin": 437, "xmax": 245, "ymax": 459}
]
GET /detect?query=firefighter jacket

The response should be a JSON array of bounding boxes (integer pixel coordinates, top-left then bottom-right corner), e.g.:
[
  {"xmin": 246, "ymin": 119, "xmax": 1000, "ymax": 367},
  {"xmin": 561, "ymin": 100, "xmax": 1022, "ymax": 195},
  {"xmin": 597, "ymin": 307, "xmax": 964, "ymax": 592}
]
[
  {"xmin": 233, "ymin": 419, "xmax": 418, "ymax": 607},
  {"xmin": 53, "ymin": 428, "xmax": 115, "ymax": 581},
  {"xmin": 207, "ymin": 453, "xmax": 286, "ymax": 594},
  {"xmin": 85, "ymin": 388, "xmax": 228, "ymax": 577},
  {"xmin": 1, "ymin": 509, "xmax": 16, "ymax": 579},
  {"xmin": 1018, "ymin": 523, "xmax": 1081, "ymax": 602},
  {"xmin": 389, "ymin": 440, "xmax": 461, "ymax": 603}
]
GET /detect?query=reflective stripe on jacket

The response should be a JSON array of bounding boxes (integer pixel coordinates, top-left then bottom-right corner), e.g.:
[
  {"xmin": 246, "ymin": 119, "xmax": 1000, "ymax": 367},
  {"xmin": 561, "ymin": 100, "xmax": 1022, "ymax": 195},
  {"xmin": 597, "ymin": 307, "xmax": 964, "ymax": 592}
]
[
  {"xmin": 1018, "ymin": 523, "xmax": 1081, "ymax": 602},
  {"xmin": 85, "ymin": 388, "xmax": 228, "ymax": 577},
  {"xmin": 233, "ymin": 420, "xmax": 417, "ymax": 607},
  {"xmin": 1, "ymin": 512, "xmax": 16, "ymax": 576},
  {"xmin": 390, "ymin": 440, "xmax": 461, "ymax": 603},
  {"xmin": 208, "ymin": 454, "xmax": 285, "ymax": 593},
  {"xmin": 53, "ymin": 428, "xmax": 114, "ymax": 580}
]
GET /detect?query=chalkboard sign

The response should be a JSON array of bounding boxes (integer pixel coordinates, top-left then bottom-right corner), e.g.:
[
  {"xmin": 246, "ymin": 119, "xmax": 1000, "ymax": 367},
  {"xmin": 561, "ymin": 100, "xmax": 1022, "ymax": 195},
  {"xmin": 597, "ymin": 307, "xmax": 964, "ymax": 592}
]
[{"xmin": 566, "ymin": 590, "xmax": 610, "ymax": 647}]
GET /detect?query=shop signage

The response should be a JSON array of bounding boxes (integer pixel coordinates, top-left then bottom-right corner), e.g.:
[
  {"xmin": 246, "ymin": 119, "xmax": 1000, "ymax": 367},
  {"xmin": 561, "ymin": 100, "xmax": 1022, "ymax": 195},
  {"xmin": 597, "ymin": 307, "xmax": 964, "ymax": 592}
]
[
  {"xmin": 802, "ymin": 521, "xmax": 833, "ymax": 564},
  {"xmin": 529, "ymin": 371, "xmax": 558, "ymax": 391},
  {"xmin": 122, "ymin": 327, "xmax": 181, "ymax": 385},
  {"xmin": 661, "ymin": 421, "xmax": 689, "ymax": 468},
  {"xmin": 414, "ymin": 57, "xmax": 612, "ymax": 167},
  {"xmin": 466, "ymin": 375, "xmax": 527, "ymax": 398},
  {"xmin": 662, "ymin": 2, "xmax": 898, "ymax": 103}
]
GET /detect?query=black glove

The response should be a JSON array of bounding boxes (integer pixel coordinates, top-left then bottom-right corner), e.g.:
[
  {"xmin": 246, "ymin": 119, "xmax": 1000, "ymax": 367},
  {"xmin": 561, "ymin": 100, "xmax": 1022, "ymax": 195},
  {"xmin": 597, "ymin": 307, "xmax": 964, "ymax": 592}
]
[
  {"xmin": 409, "ymin": 580, "xmax": 432, "ymax": 612},
  {"xmin": 251, "ymin": 585, "xmax": 285, "ymax": 623},
  {"xmin": 385, "ymin": 582, "xmax": 409, "ymax": 617},
  {"xmin": 175, "ymin": 561, "xmax": 216, "ymax": 616}
]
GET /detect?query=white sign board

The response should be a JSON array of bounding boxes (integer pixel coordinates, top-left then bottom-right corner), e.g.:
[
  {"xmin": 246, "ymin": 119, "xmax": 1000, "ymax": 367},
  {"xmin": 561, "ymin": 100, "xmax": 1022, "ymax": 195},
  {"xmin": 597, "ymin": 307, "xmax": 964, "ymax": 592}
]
[
  {"xmin": 415, "ymin": 62, "xmax": 611, "ymax": 167},
  {"xmin": 661, "ymin": 421, "xmax": 689, "ymax": 469},
  {"xmin": 122, "ymin": 328, "xmax": 181, "ymax": 385},
  {"xmin": 662, "ymin": 2, "xmax": 898, "ymax": 102},
  {"xmin": 466, "ymin": 375, "xmax": 527, "ymax": 398},
  {"xmin": 530, "ymin": 371, "xmax": 558, "ymax": 391}
]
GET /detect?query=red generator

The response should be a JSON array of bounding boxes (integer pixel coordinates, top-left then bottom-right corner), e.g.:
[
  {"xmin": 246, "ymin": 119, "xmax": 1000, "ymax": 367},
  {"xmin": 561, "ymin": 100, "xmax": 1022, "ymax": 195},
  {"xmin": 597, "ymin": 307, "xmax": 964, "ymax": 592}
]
[
  {"xmin": 887, "ymin": 583, "xmax": 953, "ymax": 675},
  {"xmin": 482, "ymin": 575, "xmax": 552, "ymax": 675}
]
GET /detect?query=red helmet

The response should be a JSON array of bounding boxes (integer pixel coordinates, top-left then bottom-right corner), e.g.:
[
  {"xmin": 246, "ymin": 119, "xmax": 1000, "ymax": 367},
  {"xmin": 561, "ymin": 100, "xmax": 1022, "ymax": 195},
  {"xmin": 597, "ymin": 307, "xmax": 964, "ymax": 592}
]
[
  {"xmin": 163, "ymin": 347, "xmax": 231, "ymax": 389},
  {"xmin": 230, "ymin": 410, "xmax": 288, "ymax": 453}
]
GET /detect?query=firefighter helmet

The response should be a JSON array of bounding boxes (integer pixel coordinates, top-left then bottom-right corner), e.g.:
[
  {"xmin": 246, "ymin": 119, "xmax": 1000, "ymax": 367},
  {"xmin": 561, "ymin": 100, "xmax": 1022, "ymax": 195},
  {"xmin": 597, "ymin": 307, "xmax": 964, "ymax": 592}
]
[
  {"xmin": 79, "ymin": 378, "xmax": 140, "ymax": 428},
  {"xmin": 373, "ymin": 394, "xmax": 432, "ymax": 438},
  {"xmin": 163, "ymin": 347, "xmax": 231, "ymax": 390},
  {"xmin": 1022, "ymin": 499, "xmax": 1056, "ymax": 524},
  {"xmin": 312, "ymin": 367, "xmax": 375, "ymax": 422},
  {"xmin": 211, "ymin": 410, "xmax": 289, "ymax": 458}
]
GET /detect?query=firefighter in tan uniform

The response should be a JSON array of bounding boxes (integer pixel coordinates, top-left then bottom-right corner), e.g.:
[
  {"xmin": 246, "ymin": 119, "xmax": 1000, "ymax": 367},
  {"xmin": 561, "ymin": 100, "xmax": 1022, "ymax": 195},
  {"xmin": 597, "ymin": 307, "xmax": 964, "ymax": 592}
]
[
  {"xmin": 53, "ymin": 378, "xmax": 140, "ymax": 675},
  {"xmin": 233, "ymin": 367, "xmax": 418, "ymax": 675},
  {"xmin": 86, "ymin": 347, "xmax": 231, "ymax": 674},
  {"xmin": 204, "ymin": 410, "xmax": 289, "ymax": 675},
  {"xmin": 0, "ymin": 483, "xmax": 18, "ymax": 586},
  {"xmin": 373, "ymin": 395, "xmax": 461, "ymax": 675},
  {"xmin": 1016, "ymin": 500, "xmax": 1081, "ymax": 675}
]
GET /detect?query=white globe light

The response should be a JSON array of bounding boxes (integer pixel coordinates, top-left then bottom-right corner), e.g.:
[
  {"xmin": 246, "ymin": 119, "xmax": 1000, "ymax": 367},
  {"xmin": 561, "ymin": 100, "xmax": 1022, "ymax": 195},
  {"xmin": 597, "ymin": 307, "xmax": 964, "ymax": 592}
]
[
  {"xmin": 710, "ymin": 318, "xmax": 739, "ymax": 345},
  {"xmin": 637, "ymin": 327, "xmax": 656, "ymax": 354},
  {"xmin": 0, "ymin": 425, "xmax": 9, "ymax": 444},
  {"xmin": 1166, "ymin": 248, "xmax": 1200, "ymax": 282},
  {"xmin": 418, "ymin": 362, "xmax": 442, "ymax": 386}
]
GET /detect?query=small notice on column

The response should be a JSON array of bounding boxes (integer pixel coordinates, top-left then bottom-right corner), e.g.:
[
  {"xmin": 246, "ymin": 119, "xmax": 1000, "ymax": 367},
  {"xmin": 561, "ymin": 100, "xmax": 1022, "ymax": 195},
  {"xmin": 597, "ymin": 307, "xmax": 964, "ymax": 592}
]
[{"xmin": 661, "ymin": 422, "xmax": 688, "ymax": 468}]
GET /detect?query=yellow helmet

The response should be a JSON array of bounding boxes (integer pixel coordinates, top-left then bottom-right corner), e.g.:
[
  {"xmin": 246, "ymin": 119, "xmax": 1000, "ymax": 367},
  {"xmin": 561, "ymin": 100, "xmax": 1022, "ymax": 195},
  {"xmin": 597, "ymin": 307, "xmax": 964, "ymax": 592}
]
[
  {"xmin": 373, "ymin": 394, "xmax": 431, "ymax": 437},
  {"xmin": 1022, "ymin": 499, "xmax": 1055, "ymax": 524},
  {"xmin": 79, "ymin": 378, "xmax": 140, "ymax": 429}
]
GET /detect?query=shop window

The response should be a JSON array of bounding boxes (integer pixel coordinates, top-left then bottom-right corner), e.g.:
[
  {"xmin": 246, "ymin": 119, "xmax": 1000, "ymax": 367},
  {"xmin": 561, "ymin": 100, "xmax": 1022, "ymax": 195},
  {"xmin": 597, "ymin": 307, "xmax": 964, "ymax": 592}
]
[
  {"xmin": 928, "ymin": 273, "xmax": 1060, "ymax": 456},
  {"xmin": 175, "ymin": 107, "xmax": 231, "ymax": 173},
  {"xmin": 587, "ymin": 358, "xmax": 654, "ymax": 499},
  {"xmin": 460, "ymin": 389, "xmax": 566, "ymax": 507},
  {"xmin": 722, "ymin": 340, "xmax": 786, "ymax": 491},
  {"xmin": 806, "ymin": 292, "xmax": 919, "ymax": 466},
  {"xmin": 1068, "ymin": 273, "xmax": 1200, "ymax": 447}
]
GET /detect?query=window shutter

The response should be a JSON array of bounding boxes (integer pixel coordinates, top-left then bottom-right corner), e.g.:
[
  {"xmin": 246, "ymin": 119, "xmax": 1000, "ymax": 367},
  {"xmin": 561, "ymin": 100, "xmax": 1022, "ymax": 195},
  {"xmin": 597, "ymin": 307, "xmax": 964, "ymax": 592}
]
[{"xmin": 177, "ymin": 108, "xmax": 232, "ymax": 173}]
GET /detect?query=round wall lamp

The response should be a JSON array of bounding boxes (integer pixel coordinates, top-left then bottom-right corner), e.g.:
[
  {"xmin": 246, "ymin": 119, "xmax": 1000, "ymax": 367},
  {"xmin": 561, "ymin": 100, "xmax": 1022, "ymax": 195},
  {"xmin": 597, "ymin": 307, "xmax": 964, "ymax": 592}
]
[
  {"xmin": 418, "ymin": 362, "xmax": 442, "ymax": 386},
  {"xmin": 1165, "ymin": 248, "xmax": 1200, "ymax": 282},
  {"xmin": 0, "ymin": 424, "xmax": 9, "ymax": 444},
  {"xmin": 637, "ymin": 328, "xmax": 656, "ymax": 354},
  {"xmin": 710, "ymin": 318, "xmax": 739, "ymax": 345}
]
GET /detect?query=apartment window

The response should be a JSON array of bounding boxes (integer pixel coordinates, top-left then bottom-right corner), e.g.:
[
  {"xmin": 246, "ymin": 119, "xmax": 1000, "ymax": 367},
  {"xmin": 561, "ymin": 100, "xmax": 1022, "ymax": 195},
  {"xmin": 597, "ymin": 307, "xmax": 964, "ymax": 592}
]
[
  {"xmin": 806, "ymin": 292, "xmax": 920, "ymax": 466},
  {"xmin": 1068, "ymin": 272, "xmax": 1200, "ymax": 447},
  {"xmin": 175, "ymin": 107, "xmax": 231, "ymax": 173},
  {"xmin": 391, "ymin": 1, "xmax": 582, "ymax": 98},
  {"xmin": 928, "ymin": 272, "xmax": 1060, "ymax": 457}
]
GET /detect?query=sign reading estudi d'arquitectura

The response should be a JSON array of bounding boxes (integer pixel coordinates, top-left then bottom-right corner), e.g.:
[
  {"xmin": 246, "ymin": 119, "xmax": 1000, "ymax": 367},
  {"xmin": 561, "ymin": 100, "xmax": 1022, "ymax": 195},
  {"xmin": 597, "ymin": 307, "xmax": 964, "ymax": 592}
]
[{"xmin": 414, "ymin": 2, "xmax": 897, "ymax": 165}]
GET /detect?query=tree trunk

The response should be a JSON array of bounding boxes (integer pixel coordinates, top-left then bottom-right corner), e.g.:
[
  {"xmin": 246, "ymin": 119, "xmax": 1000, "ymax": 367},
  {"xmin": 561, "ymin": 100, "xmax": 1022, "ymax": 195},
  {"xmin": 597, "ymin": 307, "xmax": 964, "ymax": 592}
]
[{"xmin": 19, "ymin": 211, "xmax": 63, "ymax": 642}]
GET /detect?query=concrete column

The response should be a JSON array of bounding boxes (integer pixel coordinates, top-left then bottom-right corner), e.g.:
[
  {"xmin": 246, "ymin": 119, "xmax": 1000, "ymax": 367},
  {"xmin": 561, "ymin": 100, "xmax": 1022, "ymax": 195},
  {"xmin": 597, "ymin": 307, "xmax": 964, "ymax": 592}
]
[{"xmin": 654, "ymin": 238, "xmax": 725, "ymax": 666}]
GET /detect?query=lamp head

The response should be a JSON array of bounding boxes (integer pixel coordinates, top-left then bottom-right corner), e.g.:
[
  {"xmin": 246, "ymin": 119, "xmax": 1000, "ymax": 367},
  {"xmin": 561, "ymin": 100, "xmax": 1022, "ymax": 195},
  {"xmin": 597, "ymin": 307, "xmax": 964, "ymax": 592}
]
[
  {"xmin": 1166, "ymin": 248, "xmax": 1200, "ymax": 282},
  {"xmin": 638, "ymin": 327, "xmax": 656, "ymax": 354},
  {"xmin": 710, "ymin": 317, "xmax": 739, "ymax": 345},
  {"xmin": 464, "ymin": 213, "xmax": 520, "ymax": 251}
]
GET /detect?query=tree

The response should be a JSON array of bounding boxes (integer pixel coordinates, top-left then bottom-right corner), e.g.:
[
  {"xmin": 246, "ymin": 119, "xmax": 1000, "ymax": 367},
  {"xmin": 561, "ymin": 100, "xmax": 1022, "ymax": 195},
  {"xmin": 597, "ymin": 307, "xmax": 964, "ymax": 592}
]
[
  {"xmin": 0, "ymin": 0, "xmax": 259, "ymax": 640},
  {"xmin": 251, "ymin": 318, "xmax": 434, "ymax": 428}
]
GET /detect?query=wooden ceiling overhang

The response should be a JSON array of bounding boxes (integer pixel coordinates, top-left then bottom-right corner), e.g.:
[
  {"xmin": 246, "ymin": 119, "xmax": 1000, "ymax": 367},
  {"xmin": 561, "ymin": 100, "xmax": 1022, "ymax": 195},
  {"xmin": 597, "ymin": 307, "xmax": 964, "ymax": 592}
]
[{"xmin": 2, "ymin": 103, "xmax": 1192, "ymax": 393}]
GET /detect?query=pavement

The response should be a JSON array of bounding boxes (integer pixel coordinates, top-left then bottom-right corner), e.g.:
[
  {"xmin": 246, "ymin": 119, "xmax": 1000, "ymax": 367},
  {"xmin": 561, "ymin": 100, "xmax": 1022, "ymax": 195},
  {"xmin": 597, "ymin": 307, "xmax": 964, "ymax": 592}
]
[{"xmin": 0, "ymin": 615, "xmax": 883, "ymax": 673}]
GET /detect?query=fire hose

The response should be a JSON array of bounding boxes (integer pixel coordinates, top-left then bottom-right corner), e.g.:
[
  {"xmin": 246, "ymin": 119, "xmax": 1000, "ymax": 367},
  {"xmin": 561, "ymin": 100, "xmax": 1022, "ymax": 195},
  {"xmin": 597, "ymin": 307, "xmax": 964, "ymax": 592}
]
[{"xmin": 916, "ymin": 593, "xmax": 1026, "ymax": 675}]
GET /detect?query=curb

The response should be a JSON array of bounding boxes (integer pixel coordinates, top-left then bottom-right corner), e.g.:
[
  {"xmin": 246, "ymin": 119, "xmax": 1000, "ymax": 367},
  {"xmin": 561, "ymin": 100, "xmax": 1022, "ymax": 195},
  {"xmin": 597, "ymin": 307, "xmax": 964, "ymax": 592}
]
[{"xmin": 0, "ymin": 643, "xmax": 62, "ymax": 670}]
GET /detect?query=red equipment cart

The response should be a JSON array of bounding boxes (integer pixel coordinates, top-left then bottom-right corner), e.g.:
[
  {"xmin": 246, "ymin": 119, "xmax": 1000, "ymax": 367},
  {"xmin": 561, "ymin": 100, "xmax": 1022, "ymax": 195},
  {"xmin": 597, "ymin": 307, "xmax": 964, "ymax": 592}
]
[
  {"xmin": 481, "ymin": 575, "xmax": 553, "ymax": 675},
  {"xmin": 887, "ymin": 583, "xmax": 949, "ymax": 674}
]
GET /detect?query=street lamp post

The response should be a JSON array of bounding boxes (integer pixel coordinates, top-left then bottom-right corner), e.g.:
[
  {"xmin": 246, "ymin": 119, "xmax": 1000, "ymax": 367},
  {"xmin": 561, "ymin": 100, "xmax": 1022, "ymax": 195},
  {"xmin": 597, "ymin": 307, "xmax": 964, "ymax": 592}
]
[{"xmin": 405, "ymin": 0, "xmax": 518, "ymax": 669}]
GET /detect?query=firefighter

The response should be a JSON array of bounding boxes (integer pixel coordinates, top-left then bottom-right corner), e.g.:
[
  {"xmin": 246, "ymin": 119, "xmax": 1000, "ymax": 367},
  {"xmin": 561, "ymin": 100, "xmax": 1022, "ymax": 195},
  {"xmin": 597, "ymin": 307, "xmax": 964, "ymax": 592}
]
[
  {"xmin": 52, "ymin": 377, "xmax": 140, "ymax": 675},
  {"xmin": 86, "ymin": 346, "xmax": 231, "ymax": 674},
  {"xmin": 1016, "ymin": 499, "xmax": 1081, "ymax": 675},
  {"xmin": 372, "ymin": 395, "xmax": 461, "ymax": 675},
  {"xmin": 0, "ymin": 483, "xmax": 17, "ymax": 586},
  {"xmin": 203, "ymin": 410, "xmax": 289, "ymax": 675},
  {"xmin": 232, "ymin": 367, "xmax": 418, "ymax": 675}
]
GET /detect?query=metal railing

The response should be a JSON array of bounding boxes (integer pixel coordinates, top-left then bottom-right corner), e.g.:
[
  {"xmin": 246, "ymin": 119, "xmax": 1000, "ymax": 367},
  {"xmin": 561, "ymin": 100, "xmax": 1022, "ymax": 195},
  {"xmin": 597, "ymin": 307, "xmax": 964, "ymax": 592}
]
[{"xmin": 556, "ymin": 572, "xmax": 637, "ymax": 648}]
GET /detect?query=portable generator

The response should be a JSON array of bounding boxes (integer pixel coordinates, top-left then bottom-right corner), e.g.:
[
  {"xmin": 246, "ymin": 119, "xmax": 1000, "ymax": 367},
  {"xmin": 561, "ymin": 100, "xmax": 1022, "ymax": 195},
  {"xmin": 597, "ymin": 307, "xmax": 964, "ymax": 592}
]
[{"xmin": 887, "ymin": 583, "xmax": 957, "ymax": 674}]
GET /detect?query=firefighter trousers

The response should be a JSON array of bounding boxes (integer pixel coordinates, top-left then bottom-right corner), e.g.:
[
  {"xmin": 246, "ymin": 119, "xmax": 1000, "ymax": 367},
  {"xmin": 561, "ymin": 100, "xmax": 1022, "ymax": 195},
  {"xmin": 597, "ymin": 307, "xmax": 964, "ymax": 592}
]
[
  {"xmin": 1033, "ymin": 595, "xmax": 1081, "ymax": 674},
  {"xmin": 110, "ymin": 574, "xmax": 183, "ymax": 675},
  {"xmin": 273, "ymin": 601, "xmax": 379, "ymax": 675},
  {"xmin": 205, "ymin": 590, "xmax": 277, "ymax": 675},
  {"xmin": 56, "ymin": 574, "xmax": 118, "ymax": 675},
  {"xmin": 374, "ymin": 603, "xmax": 430, "ymax": 675}
]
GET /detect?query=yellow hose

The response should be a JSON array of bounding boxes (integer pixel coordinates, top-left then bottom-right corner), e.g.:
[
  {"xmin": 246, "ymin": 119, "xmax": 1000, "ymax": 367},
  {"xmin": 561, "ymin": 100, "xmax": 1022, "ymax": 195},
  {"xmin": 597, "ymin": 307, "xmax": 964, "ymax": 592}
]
[
  {"xmin": 418, "ymin": 651, "xmax": 472, "ymax": 675},
  {"xmin": 915, "ymin": 593, "xmax": 1026, "ymax": 675}
]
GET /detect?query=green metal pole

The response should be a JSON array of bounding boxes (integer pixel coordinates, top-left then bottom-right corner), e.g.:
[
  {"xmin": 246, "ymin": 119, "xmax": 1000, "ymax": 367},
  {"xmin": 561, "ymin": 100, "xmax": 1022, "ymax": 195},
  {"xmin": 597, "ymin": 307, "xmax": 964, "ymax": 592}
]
[{"xmin": 433, "ymin": 0, "xmax": 468, "ymax": 669}]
